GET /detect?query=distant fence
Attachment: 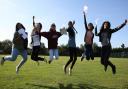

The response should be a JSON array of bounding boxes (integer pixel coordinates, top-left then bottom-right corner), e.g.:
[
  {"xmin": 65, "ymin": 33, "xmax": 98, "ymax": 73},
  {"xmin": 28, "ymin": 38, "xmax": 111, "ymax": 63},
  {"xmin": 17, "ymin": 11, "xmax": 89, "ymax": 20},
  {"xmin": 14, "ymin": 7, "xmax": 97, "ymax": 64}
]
[
  {"xmin": 1, "ymin": 49, "xmax": 128, "ymax": 58},
  {"xmin": 111, "ymin": 52, "xmax": 128, "ymax": 58}
]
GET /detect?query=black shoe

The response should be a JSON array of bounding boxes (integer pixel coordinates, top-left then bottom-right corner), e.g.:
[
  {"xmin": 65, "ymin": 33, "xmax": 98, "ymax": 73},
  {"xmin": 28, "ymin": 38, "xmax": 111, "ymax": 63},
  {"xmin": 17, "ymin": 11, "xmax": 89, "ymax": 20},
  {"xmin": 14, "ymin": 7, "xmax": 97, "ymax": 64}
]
[
  {"xmin": 38, "ymin": 57, "xmax": 44, "ymax": 61},
  {"xmin": 48, "ymin": 60, "xmax": 52, "ymax": 64},
  {"xmin": 0, "ymin": 57, "xmax": 5, "ymax": 66},
  {"xmin": 104, "ymin": 65, "xmax": 108, "ymax": 72},
  {"xmin": 112, "ymin": 65, "xmax": 116, "ymax": 74},
  {"xmin": 91, "ymin": 57, "xmax": 94, "ymax": 60},
  {"xmin": 43, "ymin": 57, "xmax": 47, "ymax": 63},
  {"xmin": 86, "ymin": 57, "xmax": 90, "ymax": 61},
  {"xmin": 81, "ymin": 57, "xmax": 84, "ymax": 61}
]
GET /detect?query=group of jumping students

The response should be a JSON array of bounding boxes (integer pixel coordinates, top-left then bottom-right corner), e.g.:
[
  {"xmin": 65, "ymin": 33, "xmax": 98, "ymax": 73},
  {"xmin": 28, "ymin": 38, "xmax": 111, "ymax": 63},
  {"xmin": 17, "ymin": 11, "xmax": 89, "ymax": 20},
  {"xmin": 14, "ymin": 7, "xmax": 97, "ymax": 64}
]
[{"xmin": 0, "ymin": 12, "xmax": 128, "ymax": 75}]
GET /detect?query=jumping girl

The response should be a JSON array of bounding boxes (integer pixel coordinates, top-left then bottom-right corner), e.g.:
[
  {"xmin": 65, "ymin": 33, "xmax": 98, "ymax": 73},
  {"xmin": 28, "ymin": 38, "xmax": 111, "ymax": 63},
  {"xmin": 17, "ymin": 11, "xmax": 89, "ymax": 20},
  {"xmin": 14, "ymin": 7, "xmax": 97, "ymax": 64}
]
[
  {"xmin": 95, "ymin": 20, "xmax": 128, "ymax": 74},
  {"xmin": 81, "ymin": 12, "xmax": 94, "ymax": 61},
  {"xmin": 0, "ymin": 23, "xmax": 28, "ymax": 74},
  {"xmin": 64, "ymin": 21, "xmax": 77, "ymax": 75},
  {"xmin": 31, "ymin": 16, "xmax": 47, "ymax": 64},
  {"xmin": 40, "ymin": 23, "xmax": 62, "ymax": 64}
]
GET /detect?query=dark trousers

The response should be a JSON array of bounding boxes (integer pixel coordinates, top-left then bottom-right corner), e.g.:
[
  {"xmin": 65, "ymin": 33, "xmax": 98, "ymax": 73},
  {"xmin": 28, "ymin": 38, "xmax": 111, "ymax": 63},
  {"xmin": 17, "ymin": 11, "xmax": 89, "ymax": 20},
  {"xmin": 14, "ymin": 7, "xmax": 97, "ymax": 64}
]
[
  {"xmin": 101, "ymin": 45, "xmax": 114, "ymax": 68},
  {"xmin": 65, "ymin": 47, "xmax": 77, "ymax": 69},
  {"xmin": 31, "ymin": 46, "xmax": 44, "ymax": 61},
  {"xmin": 85, "ymin": 44, "xmax": 94, "ymax": 60}
]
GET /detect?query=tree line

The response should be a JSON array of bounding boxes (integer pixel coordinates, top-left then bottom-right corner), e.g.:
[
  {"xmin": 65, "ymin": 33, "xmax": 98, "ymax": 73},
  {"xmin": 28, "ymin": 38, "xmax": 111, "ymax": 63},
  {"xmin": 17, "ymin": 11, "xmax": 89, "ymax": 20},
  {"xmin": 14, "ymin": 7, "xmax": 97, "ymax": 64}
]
[{"xmin": 0, "ymin": 39, "xmax": 128, "ymax": 58}]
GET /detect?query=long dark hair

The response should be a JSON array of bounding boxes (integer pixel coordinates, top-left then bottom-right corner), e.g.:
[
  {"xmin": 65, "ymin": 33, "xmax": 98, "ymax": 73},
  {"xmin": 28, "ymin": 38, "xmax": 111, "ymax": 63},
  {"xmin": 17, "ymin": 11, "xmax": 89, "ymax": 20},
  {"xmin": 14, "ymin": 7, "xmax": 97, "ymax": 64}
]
[
  {"xmin": 16, "ymin": 23, "xmax": 25, "ymax": 31},
  {"xmin": 38, "ymin": 23, "xmax": 42, "ymax": 30},
  {"xmin": 68, "ymin": 21, "xmax": 78, "ymax": 33},
  {"xmin": 100, "ymin": 21, "xmax": 111, "ymax": 33},
  {"xmin": 88, "ymin": 23, "xmax": 94, "ymax": 30}
]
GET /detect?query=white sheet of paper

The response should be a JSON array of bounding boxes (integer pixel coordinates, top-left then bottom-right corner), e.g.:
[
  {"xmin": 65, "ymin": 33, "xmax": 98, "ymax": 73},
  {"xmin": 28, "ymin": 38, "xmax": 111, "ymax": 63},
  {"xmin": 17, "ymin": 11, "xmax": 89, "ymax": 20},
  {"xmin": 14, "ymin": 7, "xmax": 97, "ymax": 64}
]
[
  {"xmin": 18, "ymin": 29, "xmax": 28, "ymax": 39},
  {"xmin": 60, "ymin": 27, "xmax": 67, "ymax": 35},
  {"xmin": 18, "ymin": 29, "xmax": 24, "ymax": 34},
  {"xmin": 32, "ymin": 35, "xmax": 40, "ymax": 46},
  {"xmin": 83, "ymin": 5, "xmax": 88, "ymax": 14},
  {"xmin": 22, "ymin": 32, "xmax": 28, "ymax": 39}
]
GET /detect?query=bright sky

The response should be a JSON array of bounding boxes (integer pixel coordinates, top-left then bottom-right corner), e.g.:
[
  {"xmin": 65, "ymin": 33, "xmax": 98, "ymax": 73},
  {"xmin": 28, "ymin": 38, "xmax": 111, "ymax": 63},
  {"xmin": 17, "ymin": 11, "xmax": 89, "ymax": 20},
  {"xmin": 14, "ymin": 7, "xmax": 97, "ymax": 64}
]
[{"xmin": 0, "ymin": 0, "xmax": 128, "ymax": 48}]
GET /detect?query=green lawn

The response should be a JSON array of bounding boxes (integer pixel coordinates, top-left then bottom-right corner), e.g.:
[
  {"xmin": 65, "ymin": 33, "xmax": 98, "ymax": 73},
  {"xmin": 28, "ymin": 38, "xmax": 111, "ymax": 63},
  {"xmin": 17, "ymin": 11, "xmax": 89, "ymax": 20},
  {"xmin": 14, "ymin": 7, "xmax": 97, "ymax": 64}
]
[{"xmin": 0, "ymin": 55, "xmax": 128, "ymax": 89}]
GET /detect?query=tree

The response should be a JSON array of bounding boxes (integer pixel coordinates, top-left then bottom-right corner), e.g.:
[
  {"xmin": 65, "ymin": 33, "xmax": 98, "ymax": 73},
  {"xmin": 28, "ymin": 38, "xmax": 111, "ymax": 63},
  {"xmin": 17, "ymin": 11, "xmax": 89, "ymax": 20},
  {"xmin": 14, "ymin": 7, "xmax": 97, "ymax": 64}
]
[
  {"xmin": 121, "ymin": 43, "xmax": 125, "ymax": 49},
  {"xmin": 40, "ymin": 43, "xmax": 46, "ymax": 48},
  {"xmin": 1, "ymin": 39, "xmax": 12, "ymax": 54},
  {"xmin": 40, "ymin": 42, "xmax": 48, "ymax": 55},
  {"xmin": 79, "ymin": 44, "xmax": 84, "ymax": 51},
  {"xmin": 0, "ymin": 41, "xmax": 2, "ymax": 49},
  {"xmin": 93, "ymin": 42, "xmax": 101, "ymax": 57},
  {"xmin": 59, "ymin": 44, "xmax": 69, "ymax": 56}
]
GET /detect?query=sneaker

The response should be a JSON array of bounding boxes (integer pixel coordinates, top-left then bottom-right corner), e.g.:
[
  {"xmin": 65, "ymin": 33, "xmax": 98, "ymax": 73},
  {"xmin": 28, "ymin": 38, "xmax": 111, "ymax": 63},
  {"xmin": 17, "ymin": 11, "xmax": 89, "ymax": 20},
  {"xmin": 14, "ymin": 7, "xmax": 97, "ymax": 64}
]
[
  {"xmin": 16, "ymin": 66, "xmax": 19, "ymax": 74},
  {"xmin": 48, "ymin": 60, "xmax": 52, "ymax": 64},
  {"xmin": 104, "ymin": 65, "xmax": 108, "ymax": 72},
  {"xmin": 0, "ymin": 57, "xmax": 5, "ymax": 66},
  {"xmin": 63, "ymin": 65, "xmax": 67, "ymax": 74},
  {"xmin": 69, "ymin": 68, "xmax": 72, "ymax": 76},
  {"xmin": 43, "ymin": 57, "xmax": 47, "ymax": 63},
  {"xmin": 86, "ymin": 57, "xmax": 90, "ymax": 61},
  {"xmin": 91, "ymin": 57, "xmax": 94, "ymax": 60},
  {"xmin": 55, "ymin": 57, "xmax": 58, "ymax": 60},
  {"xmin": 81, "ymin": 57, "xmax": 84, "ymax": 61},
  {"xmin": 112, "ymin": 65, "xmax": 116, "ymax": 74}
]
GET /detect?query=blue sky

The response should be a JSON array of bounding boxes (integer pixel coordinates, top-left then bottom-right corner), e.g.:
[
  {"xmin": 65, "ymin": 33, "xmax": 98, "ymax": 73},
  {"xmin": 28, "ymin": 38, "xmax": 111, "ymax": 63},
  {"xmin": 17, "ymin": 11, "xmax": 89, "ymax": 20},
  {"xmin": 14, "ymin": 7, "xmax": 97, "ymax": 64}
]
[{"xmin": 0, "ymin": 0, "xmax": 128, "ymax": 48}]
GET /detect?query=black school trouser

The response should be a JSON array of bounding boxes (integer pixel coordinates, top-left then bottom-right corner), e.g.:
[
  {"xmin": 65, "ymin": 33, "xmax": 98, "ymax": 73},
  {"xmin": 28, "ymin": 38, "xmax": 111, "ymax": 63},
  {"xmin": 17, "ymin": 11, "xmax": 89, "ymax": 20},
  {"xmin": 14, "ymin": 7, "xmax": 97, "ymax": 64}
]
[
  {"xmin": 31, "ymin": 46, "xmax": 44, "ymax": 61},
  {"xmin": 101, "ymin": 45, "xmax": 114, "ymax": 68},
  {"xmin": 85, "ymin": 44, "xmax": 94, "ymax": 60},
  {"xmin": 65, "ymin": 47, "xmax": 77, "ymax": 69}
]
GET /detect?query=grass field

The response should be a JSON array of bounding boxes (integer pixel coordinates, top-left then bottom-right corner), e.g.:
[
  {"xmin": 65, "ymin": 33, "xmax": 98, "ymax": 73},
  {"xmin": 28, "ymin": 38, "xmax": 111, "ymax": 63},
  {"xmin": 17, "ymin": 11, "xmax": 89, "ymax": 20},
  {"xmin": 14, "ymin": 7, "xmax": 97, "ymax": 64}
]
[{"xmin": 0, "ymin": 55, "xmax": 128, "ymax": 89}]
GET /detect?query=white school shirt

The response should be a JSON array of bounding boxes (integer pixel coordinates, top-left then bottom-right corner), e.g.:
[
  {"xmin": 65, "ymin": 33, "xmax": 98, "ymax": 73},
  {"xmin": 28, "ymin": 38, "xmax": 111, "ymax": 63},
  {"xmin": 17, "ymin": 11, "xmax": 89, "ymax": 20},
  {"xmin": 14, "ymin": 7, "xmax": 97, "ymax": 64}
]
[{"xmin": 31, "ymin": 31, "xmax": 41, "ymax": 46}]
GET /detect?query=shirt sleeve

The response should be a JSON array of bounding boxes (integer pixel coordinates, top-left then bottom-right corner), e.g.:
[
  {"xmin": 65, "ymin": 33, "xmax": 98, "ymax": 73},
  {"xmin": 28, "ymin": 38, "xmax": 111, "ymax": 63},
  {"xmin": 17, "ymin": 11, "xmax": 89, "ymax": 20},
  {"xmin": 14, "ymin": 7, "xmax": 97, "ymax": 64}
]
[
  {"xmin": 40, "ymin": 32, "xmax": 49, "ymax": 38},
  {"xmin": 57, "ymin": 32, "xmax": 62, "ymax": 37},
  {"xmin": 111, "ymin": 22, "xmax": 126, "ymax": 33},
  {"xmin": 95, "ymin": 26, "xmax": 100, "ymax": 36},
  {"xmin": 84, "ymin": 14, "xmax": 88, "ymax": 31}
]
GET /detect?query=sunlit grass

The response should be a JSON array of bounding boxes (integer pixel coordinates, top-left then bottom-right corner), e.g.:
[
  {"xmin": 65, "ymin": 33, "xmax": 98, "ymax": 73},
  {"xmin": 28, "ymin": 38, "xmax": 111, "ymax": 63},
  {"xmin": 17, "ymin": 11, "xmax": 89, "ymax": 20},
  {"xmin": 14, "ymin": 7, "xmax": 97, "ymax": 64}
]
[{"xmin": 0, "ymin": 55, "xmax": 128, "ymax": 89}]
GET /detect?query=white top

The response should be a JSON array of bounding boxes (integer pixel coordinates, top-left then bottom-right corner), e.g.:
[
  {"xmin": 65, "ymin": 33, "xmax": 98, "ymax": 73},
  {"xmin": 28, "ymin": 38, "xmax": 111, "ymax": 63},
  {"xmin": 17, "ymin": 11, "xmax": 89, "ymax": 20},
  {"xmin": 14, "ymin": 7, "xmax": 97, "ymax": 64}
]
[
  {"xmin": 18, "ymin": 28, "xmax": 28, "ymax": 39},
  {"xmin": 31, "ymin": 31, "xmax": 40, "ymax": 46}
]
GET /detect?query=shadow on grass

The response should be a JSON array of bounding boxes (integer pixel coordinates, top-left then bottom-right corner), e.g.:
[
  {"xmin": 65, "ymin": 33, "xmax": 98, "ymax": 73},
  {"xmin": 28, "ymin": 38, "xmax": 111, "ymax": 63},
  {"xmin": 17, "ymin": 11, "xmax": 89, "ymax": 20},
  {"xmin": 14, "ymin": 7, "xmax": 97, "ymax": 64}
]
[
  {"xmin": 26, "ymin": 83, "xmax": 57, "ymax": 89},
  {"xmin": 77, "ymin": 84, "xmax": 116, "ymax": 89},
  {"xmin": 123, "ymin": 84, "xmax": 128, "ymax": 89},
  {"xmin": 26, "ymin": 83, "xmax": 116, "ymax": 89},
  {"xmin": 59, "ymin": 83, "xmax": 73, "ymax": 89}
]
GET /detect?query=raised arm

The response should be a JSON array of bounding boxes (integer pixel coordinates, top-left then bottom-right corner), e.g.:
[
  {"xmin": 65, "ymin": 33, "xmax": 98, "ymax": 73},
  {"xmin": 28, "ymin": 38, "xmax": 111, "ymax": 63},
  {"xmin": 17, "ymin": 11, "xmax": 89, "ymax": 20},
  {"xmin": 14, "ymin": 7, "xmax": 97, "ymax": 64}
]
[
  {"xmin": 95, "ymin": 25, "xmax": 99, "ymax": 36},
  {"xmin": 111, "ymin": 20, "xmax": 127, "ymax": 33},
  {"xmin": 83, "ymin": 12, "xmax": 88, "ymax": 30},
  {"xmin": 39, "ymin": 32, "xmax": 49, "ymax": 38},
  {"xmin": 33, "ymin": 16, "xmax": 36, "ymax": 27},
  {"xmin": 72, "ymin": 21, "xmax": 78, "ymax": 34}
]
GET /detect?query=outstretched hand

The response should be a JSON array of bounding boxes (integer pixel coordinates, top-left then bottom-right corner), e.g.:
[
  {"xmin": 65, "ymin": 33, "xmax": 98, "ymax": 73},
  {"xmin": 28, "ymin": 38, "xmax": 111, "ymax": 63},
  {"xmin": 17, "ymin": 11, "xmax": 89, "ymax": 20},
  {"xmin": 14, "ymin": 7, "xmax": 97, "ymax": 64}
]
[
  {"xmin": 33, "ymin": 16, "xmax": 35, "ymax": 20},
  {"xmin": 124, "ymin": 19, "xmax": 128, "ymax": 24},
  {"xmin": 73, "ymin": 21, "xmax": 75, "ymax": 25},
  {"xmin": 125, "ymin": 19, "xmax": 128, "ymax": 24},
  {"xmin": 83, "ymin": 11, "xmax": 85, "ymax": 15},
  {"xmin": 33, "ymin": 16, "xmax": 35, "ymax": 27}
]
